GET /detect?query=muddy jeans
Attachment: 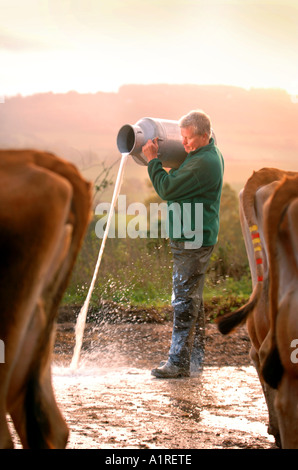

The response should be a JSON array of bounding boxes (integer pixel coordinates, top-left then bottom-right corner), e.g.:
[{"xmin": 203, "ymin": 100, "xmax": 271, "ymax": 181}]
[{"xmin": 168, "ymin": 240, "xmax": 214, "ymax": 371}]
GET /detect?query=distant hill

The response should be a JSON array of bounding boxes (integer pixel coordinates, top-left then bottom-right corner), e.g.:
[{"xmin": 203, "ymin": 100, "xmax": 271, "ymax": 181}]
[{"xmin": 1, "ymin": 84, "xmax": 297, "ymax": 203}]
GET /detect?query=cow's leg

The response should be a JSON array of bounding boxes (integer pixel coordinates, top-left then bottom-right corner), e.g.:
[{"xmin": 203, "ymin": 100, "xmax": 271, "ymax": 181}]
[
  {"xmin": 9, "ymin": 301, "xmax": 68, "ymax": 449},
  {"xmin": 19, "ymin": 366, "xmax": 68, "ymax": 449},
  {"xmin": 273, "ymin": 289, "xmax": 298, "ymax": 449},
  {"xmin": 10, "ymin": 370, "xmax": 68, "ymax": 449},
  {"xmin": 0, "ymin": 407, "xmax": 13, "ymax": 448},
  {"xmin": 262, "ymin": 383, "xmax": 281, "ymax": 447},
  {"xmin": 0, "ymin": 327, "xmax": 29, "ymax": 448},
  {"xmin": 0, "ymin": 334, "xmax": 13, "ymax": 447},
  {"xmin": 249, "ymin": 344, "xmax": 281, "ymax": 446},
  {"xmin": 24, "ymin": 314, "xmax": 69, "ymax": 449},
  {"xmin": 275, "ymin": 375, "xmax": 298, "ymax": 449},
  {"xmin": 27, "ymin": 359, "xmax": 69, "ymax": 449}
]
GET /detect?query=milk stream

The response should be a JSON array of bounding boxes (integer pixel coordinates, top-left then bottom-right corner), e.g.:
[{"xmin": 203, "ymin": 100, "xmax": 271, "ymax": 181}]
[{"xmin": 70, "ymin": 153, "xmax": 129, "ymax": 370}]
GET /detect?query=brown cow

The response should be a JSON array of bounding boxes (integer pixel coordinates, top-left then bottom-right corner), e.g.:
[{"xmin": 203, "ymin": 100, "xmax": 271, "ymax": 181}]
[
  {"xmin": 217, "ymin": 167, "xmax": 298, "ymax": 449},
  {"xmin": 0, "ymin": 150, "xmax": 92, "ymax": 448}
]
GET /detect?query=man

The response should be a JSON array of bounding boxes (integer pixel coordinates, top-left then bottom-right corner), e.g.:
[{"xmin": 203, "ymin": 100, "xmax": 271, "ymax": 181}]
[{"xmin": 142, "ymin": 110, "xmax": 224, "ymax": 378}]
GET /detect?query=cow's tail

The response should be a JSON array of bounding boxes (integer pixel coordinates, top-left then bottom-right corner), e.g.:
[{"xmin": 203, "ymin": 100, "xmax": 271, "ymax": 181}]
[
  {"xmin": 262, "ymin": 175, "xmax": 298, "ymax": 389},
  {"xmin": 217, "ymin": 283, "xmax": 261, "ymax": 334}
]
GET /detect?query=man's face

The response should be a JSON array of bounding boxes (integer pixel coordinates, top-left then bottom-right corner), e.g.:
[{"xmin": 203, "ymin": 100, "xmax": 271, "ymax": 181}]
[{"xmin": 181, "ymin": 126, "xmax": 207, "ymax": 153}]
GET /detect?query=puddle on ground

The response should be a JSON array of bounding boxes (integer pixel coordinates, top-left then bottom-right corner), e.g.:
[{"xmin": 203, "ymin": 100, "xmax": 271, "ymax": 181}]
[
  {"xmin": 7, "ymin": 322, "xmax": 277, "ymax": 449},
  {"xmin": 47, "ymin": 363, "xmax": 275, "ymax": 449}
]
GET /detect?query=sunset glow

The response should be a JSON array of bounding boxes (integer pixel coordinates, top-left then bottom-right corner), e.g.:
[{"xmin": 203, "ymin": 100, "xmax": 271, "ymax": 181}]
[{"xmin": 1, "ymin": 0, "xmax": 298, "ymax": 98}]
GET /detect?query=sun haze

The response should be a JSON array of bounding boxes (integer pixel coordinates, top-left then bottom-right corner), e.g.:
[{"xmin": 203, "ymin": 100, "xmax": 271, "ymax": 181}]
[{"xmin": 1, "ymin": 0, "xmax": 298, "ymax": 97}]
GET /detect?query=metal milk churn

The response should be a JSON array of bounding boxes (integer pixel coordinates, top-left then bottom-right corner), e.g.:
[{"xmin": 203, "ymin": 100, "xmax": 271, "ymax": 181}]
[{"xmin": 116, "ymin": 117, "xmax": 187, "ymax": 169}]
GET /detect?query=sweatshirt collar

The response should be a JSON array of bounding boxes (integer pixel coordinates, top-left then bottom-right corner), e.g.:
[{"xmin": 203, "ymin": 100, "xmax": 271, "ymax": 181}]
[{"xmin": 187, "ymin": 137, "xmax": 215, "ymax": 157}]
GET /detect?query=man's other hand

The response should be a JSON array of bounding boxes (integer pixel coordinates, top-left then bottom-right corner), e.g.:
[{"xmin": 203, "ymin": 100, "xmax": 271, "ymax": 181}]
[{"xmin": 142, "ymin": 137, "xmax": 159, "ymax": 162}]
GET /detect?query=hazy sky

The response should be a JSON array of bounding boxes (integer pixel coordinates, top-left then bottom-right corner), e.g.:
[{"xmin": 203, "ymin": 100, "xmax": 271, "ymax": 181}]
[{"xmin": 1, "ymin": 0, "xmax": 298, "ymax": 97}]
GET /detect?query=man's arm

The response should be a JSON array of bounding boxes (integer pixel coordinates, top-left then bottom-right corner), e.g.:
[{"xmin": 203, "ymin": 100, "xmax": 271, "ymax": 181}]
[{"xmin": 142, "ymin": 137, "xmax": 202, "ymax": 201}]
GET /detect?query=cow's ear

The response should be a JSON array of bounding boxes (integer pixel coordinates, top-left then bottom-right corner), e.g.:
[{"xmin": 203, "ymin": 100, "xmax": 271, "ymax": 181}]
[{"xmin": 262, "ymin": 347, "xmax": 284, "ymax": 389}]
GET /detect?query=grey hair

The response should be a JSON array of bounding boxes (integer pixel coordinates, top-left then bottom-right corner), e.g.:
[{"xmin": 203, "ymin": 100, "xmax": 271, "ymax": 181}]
[{"xmin": 179, "ymin": 110, "xmax": 212, "ymax": 138}]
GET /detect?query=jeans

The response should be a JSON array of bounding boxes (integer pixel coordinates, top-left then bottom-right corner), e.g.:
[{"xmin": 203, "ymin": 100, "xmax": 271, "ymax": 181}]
[{"xmin": 168, "ymin": 240, "xmax": 214, "ymax": 371}]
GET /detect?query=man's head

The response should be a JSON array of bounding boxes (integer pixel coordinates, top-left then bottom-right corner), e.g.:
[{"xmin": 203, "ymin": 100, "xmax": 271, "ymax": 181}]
[{"xmin": 179, "ymin": 110, "xmax": 212, "ymax": 153}]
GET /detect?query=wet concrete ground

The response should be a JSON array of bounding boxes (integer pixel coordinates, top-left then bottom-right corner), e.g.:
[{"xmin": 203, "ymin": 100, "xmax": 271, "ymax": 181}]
[
  {"xmin": 52, "ymin": 363, "xmax": 275, "ymax": 449},
  {"xmin": 8, "ymin": 321, "xmax": 277, "ymax": 449}
]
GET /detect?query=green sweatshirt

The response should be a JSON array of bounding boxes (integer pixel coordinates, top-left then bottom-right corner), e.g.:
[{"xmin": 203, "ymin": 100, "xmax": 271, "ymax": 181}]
[{"xmin": 147, "ymin": 138, "xmax": 224, "ymax": 247}]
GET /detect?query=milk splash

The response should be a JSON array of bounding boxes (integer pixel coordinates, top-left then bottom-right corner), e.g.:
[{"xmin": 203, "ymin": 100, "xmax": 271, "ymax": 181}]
[{"xmin": 70, "ymin": 153, "xmax": 129, "ymax": 370}]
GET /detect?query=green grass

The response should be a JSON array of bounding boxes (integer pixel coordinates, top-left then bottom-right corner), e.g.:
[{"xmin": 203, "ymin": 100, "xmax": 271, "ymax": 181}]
[
  {"xmin": 62, "ymin": 267, "xmax": 251, "ymax": 325},
  {"xmin": 204, "ymin": 274, "xmax": 251, "ymax": 302}
]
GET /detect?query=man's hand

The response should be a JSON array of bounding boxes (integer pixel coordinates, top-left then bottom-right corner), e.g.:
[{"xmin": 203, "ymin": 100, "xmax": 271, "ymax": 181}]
[{"xmin": 142, "ymin": 137, "xmax": 159, "ymax": 162}]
